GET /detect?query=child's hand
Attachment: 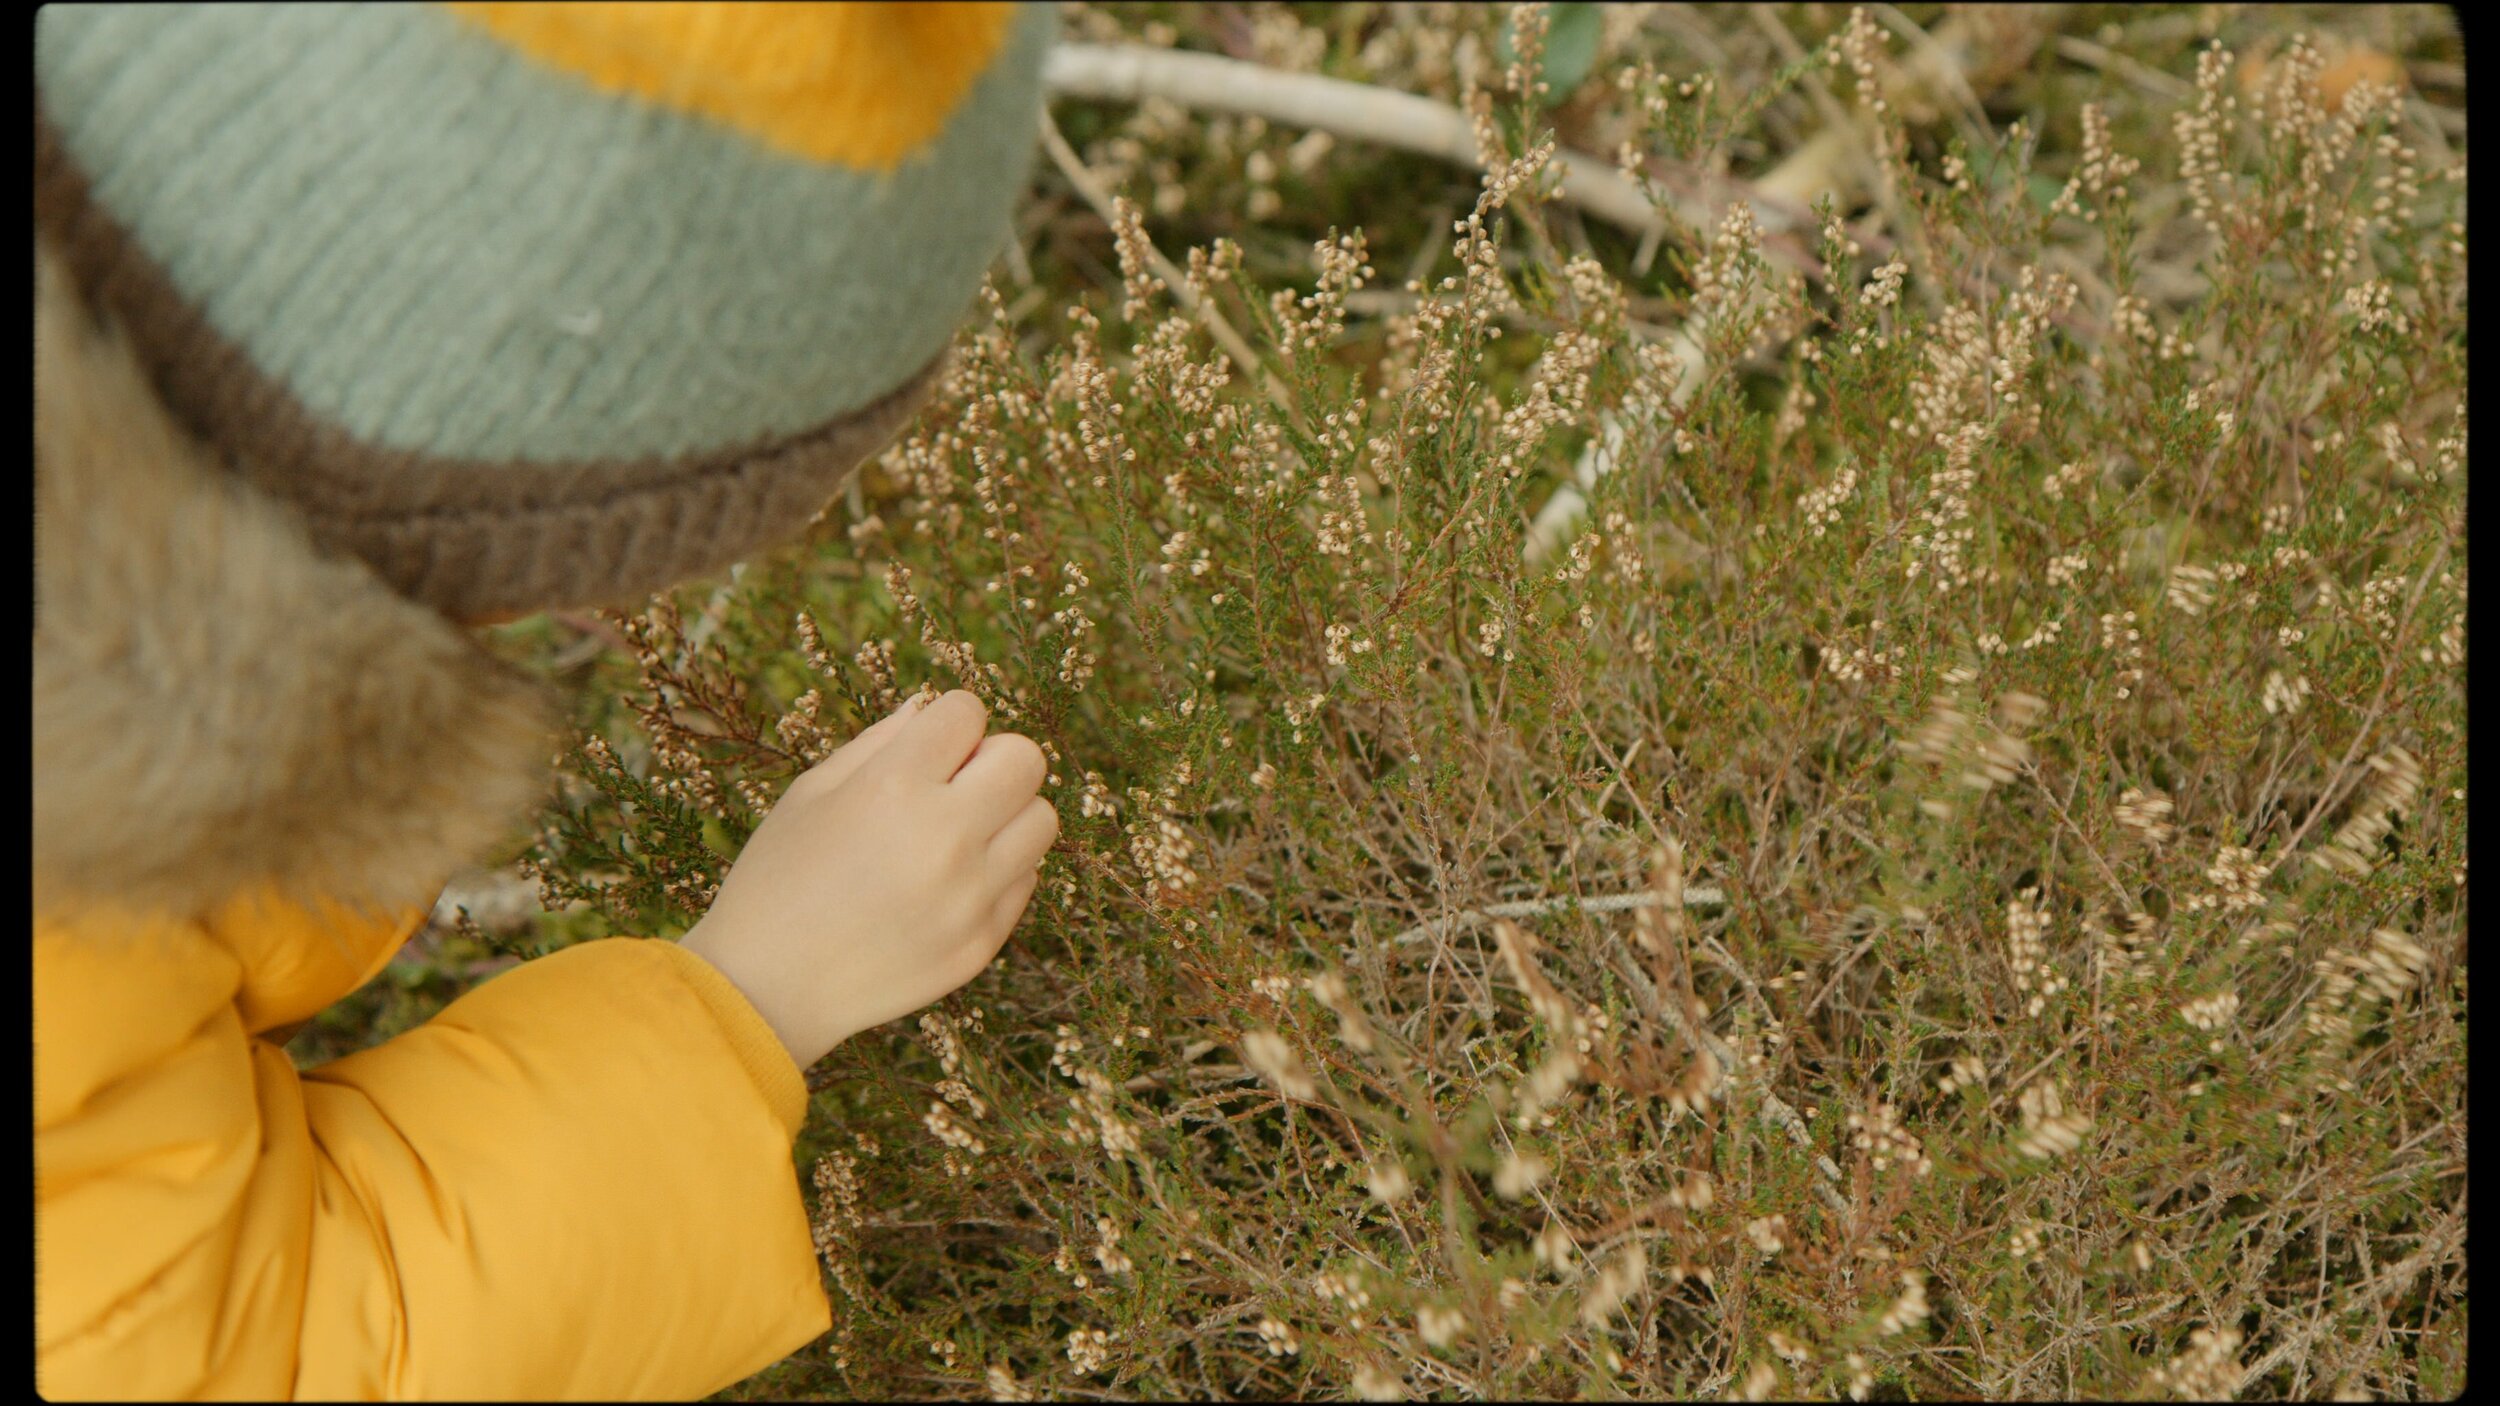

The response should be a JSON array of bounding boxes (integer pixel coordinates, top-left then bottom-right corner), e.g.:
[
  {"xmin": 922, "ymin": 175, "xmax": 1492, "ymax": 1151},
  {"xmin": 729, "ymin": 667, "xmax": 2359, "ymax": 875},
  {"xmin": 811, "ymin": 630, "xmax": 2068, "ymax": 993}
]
[{"xmin": 679, "ymin": 690, "xmax": 1057, "ymax": 1071}]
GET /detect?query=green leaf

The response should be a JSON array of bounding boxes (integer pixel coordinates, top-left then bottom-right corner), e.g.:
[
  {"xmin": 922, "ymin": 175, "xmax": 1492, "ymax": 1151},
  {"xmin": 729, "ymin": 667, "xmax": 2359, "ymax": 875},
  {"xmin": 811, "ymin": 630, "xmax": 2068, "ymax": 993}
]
[{"xmin": 1497, "ymin": 2, "xmax": 1606, "ymax": 105}]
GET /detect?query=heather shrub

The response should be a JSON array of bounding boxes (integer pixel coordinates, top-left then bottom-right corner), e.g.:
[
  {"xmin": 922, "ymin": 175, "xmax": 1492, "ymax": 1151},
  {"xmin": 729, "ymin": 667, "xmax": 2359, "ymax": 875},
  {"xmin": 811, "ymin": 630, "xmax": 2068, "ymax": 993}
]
[{"xmin": 384, "ymin": 6, "xmax": 2466, "ymax": 1399}]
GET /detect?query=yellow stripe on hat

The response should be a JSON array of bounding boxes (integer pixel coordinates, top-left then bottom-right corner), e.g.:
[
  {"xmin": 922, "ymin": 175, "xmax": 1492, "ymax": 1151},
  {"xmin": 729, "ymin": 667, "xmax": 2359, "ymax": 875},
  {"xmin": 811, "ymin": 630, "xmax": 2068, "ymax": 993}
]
[{"xmin": 443, "ymin": 1, "xmax": 1017, "ymax": 171}]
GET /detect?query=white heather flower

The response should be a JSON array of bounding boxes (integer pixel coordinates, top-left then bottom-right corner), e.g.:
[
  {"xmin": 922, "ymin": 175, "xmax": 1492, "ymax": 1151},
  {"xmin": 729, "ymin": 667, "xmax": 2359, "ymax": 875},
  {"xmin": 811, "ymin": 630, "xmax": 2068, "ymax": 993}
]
[
  {"xmin": 2316, "ymin": 749, "xmax": 2425, "ymax": 878},
  {"xmin": 1666, "ymin": 1044, "xmax": 1724, "ymax": 1116},
  {"xmin": 1513, "ymin": 1050, "xmax": 1581, "ymax": 1125},
  {"xmin": 2099, "ymin": 609, "xmax": 2146, "ymax": 697},
  {"xmin": 1048, "ymin": 1025, "xmax": 1084, "ymax": 1078},
  {"xmin": 1065, "ymin": 1327, "xmax": 1115, "ymax": 1377},
  {"xmin": 1307, "ymin": 970, "xmax": 1377, "ymax": 1053},
  {"xmin": 1798, "ymin": 462, "xmax": 1860, "ymax": 537},
  {"xmin": 2005, "ymin": 888, "xmax": 2067, "ymax": 1018},
  {"xmin": 1324, "ymin": 622, "xmax": 1354, "ymax": 666},
  {"xmin": 2116, "ymin": 787, "xmax": 2178, "ymax": 847},
  {"xmin": 922, "ymin": 1101, "xmax": 986, "ymax": 1175},
  {"xmin": 1533, "ymin": 1219, "xmax": 1578, "ymax": 1275},
  {"xmin": 1063, "ymin": 1067, "xmax": 1142, "ymax": 1160},
  {"xmin": 934, "ymin": 1078, "xmax": 987, "ymax": 1120},
  {"xmin": 2048, "ymin": 101, "xmax": 2141, "ymax": 219},
  {"xmin": 2014, "ymin": 1081, "xmax": 2093, "ymax": 1161},
  {"xmin": 1677, "ymin": 1170, "xmax": 1714, "ymax": 1210},
  {"xmin": 2196, "ymin": 844, "xmax": 2268, "ymax": 912},
  {"xmin": 1577, "ymin": 1243, "xmax": 1648, "ymax": 1326},
  {"xmin": 1876, "ymin": 1269, "xmax": 1930, "ymax": 1336},
  {"xmin": 919, "ymin": 1011, "xmax": 966, "ymax": 1078},
  {"xmin": 985, "ymin": 1362, "xmax": 1033, "ymax": 1401},
  {"xmin": 1350, "ymin": 1361, "xmax": 1406, "ymax": 1401},
  {"xmin": 1365, "ymin": 1157, "xmax": 1414, "ymax": 1206},
  {"xmin": 2166, "ymin": 563, "xmax": 2219, "ymax": 615},
  {"xmin": 2179, "ymin": 989, "xmax": 2242, "ymax": 1032},
  {"xmin": 1092, "ymin": 1216, "xmax": 1132, "ymax": 1276},
  {"xmin": 1416, "ymin": 1305, "xmax": 1466, "ymax": 1349},
  {"xmin": 2009, "ymin": 1220, "xmax": 2044, "ymax": 1260},
  {"xmin": 1051, "ymin": 1242, "xmax": 1087, "ymax": 1291},
  {"xmin": 1128, "ymin": 812, "xmax": 1200, "ymax": 902},
  {"xmin": 1847, "ymin": 1100, "xmax": 1933, "ymax": 1178},
  {"xmin": 1254, "ymin": 1316, "xmax": 1300, "ymax": 1357},
  {"xmin": 2356, "ymin": 927, "xmax": 2430, "ymax": 1001},
  {"xmin": 1493, "ymin": 1148, "xmax": 1550, "ymax": 1199},
  {"xmin": 2146, "ymin": 1325, "xmax": 2245, "ymax": 1399},
  {"xmin": 1938, "ymin": 1052, "xmax": 1988, "ymax": 1096},
  {"xmin": 2343, "ymin": 278, "xmax": 2411, "ymax": 335},
  {"xmin": 1240, "ymin": 1029, "xmax": 1317, "ymax": 1100},
  {"xmin": 1077, "ymin": 771, "xmax": 1119, "ymax": 819}
]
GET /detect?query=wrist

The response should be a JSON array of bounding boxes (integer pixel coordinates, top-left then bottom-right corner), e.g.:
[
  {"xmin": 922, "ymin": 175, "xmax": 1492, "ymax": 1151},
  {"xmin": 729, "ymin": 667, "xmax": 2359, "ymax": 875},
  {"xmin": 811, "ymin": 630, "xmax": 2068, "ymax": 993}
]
[
  {"xmin": 678, "ymin": 922, "xmax": 842, "ymax": 1071},
  {"xmin": 648, "ymin": 937, "xmax": 815, "ymax": 1135}
]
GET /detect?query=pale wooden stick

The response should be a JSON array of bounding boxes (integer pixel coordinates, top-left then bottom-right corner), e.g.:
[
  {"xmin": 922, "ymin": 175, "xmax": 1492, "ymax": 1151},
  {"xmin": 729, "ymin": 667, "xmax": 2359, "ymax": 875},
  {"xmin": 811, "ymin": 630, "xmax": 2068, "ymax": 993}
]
[
  {"xmin": 1045, "ymin": 42, "xmax": 1691, "ymax": 240},
  {"xmin": 1386, "ymin": 887, "xmax": 1726, "ymax": 949}
]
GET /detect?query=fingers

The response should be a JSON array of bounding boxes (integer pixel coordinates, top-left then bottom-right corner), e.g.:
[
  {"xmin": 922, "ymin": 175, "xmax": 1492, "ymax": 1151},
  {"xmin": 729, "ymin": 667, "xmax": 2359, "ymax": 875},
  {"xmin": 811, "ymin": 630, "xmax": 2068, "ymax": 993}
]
[
  {"xmin": 886, "ymin": 689, "xmax": 989, "ymax": 782},
  {"xmin": 954, "ymin": 732, "xmax": 1049, "ymax": 820},
  {"xmin": 989, "ymin": 793, "xmax": 1060, "ymax": 874}
]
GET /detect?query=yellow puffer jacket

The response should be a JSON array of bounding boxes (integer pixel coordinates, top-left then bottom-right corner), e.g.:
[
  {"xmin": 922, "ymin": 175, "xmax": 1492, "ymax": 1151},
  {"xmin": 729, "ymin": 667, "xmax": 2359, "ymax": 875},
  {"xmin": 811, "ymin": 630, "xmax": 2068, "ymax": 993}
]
[
  {"xmin": 36, "ymin": 3, "xmax": 1060, "ymax": 1392},
  {"xmin": 34, "ymin": 893, "xmax": 825, "ymax": 1399},
  {"xmin": 27, "ymin": 75, "xmax": 830, "ymax": 1402}
]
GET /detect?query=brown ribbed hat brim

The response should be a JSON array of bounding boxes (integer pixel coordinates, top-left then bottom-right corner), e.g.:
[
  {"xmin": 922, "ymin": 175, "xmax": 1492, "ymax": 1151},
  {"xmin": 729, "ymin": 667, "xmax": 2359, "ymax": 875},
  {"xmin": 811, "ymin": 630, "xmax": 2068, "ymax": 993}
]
[{"xmin": 37, "ymin": 112, "xmax": 933, "ymax": 620}]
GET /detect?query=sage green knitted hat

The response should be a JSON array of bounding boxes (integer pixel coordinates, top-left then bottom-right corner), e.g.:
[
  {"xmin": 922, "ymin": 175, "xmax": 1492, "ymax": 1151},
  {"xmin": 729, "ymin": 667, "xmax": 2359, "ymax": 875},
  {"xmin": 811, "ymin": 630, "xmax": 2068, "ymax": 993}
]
[{"xmin": 34, "ymin": 2, "xmax": 1050, "ymax": 619}]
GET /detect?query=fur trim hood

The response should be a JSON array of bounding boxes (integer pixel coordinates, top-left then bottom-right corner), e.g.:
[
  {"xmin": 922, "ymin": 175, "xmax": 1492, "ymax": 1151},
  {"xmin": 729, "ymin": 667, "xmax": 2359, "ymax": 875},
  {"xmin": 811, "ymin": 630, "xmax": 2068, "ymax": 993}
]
[{"xmin": 34, "ymin": 238, "xmax": 554, "ymax": 921}]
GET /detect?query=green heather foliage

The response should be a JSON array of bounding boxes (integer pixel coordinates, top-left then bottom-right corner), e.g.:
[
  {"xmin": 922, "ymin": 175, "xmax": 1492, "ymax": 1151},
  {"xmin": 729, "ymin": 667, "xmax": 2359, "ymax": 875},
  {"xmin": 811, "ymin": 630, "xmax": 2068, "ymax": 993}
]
[{"xmin": 336, "ymin": 6, "xmax": 2467, "ymax": 1399}]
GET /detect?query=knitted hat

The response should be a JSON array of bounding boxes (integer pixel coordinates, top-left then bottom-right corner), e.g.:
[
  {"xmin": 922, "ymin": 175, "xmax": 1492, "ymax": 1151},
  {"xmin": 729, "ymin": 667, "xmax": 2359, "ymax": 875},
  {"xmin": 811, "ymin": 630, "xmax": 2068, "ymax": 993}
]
[{"xmin": 34, "ymin": 2, "xmax": 1050, "ymax": 619}]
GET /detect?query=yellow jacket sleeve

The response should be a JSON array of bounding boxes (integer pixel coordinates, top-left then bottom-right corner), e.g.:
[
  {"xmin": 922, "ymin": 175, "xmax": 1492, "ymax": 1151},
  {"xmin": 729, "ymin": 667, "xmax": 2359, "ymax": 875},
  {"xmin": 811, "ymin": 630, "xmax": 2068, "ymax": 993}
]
[{"xmin": 36, "ymin": 905, "xmax": 829, "ymax": 1400}]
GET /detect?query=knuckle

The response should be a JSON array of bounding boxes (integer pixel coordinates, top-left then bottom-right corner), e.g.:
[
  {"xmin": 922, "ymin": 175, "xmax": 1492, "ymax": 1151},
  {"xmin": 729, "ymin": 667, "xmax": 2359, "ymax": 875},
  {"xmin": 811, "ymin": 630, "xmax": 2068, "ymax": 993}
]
[
  {"xmin": 935, "ymin": 826, "xmax": 979, "ymax": 869},
  {"xmin": 944, "ymin": 811, "xmax": 985, "ymax": 856}
]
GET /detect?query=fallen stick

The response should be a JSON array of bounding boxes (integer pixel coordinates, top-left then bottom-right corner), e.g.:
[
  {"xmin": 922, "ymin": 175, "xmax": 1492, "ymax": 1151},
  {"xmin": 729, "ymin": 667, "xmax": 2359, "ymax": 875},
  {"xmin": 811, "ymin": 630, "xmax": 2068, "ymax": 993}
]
[
  {"xmin": 1385, "ymin": 887, "xmax": 1728, "ymax": 950},
  {"xmin": 1045, "ymin": 41, "xmax": 1693, "ymax": 241}
]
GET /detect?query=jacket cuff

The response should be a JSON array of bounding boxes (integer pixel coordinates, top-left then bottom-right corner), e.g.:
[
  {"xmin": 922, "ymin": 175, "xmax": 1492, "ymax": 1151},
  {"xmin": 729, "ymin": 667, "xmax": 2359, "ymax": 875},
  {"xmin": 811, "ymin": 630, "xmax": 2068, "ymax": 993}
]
[{"xmin": 648, "ymin": 940, "xmax": 810, "ymax": 1137}]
